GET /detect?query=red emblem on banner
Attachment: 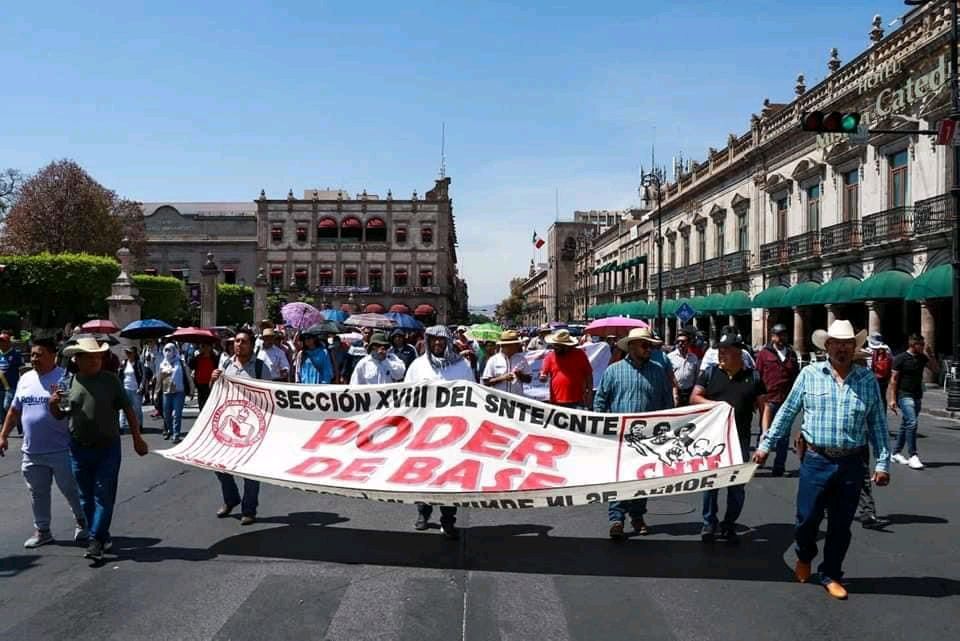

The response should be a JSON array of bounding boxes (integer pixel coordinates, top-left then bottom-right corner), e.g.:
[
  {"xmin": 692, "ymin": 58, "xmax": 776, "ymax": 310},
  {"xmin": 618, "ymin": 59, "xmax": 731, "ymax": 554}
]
[{"xmin": 212, "ymin": 400, "xmax": 267, "ymax": 448}]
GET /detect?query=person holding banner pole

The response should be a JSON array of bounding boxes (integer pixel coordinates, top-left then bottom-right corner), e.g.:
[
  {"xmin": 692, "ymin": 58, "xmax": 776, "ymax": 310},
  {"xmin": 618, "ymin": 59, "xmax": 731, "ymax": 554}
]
[
  {"xmin": 405, "ymin": 325, "xmax": 475, "ymax": 539},
  {"xmin": 482, "ymin": 331, "xmax": 532, "ymax": 396},
  {"xmin": 209, "ymin": 329, "xmax": 272, "ymax": 526},
  {"xmin": 594, "ymin": 327, "xmax": 673, "ymax": 540}
]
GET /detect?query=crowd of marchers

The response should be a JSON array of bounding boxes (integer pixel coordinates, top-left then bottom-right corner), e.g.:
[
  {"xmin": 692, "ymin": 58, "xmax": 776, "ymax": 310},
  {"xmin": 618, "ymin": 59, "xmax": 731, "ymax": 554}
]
[{"xmin": 0, "ymin": 316, "xmax": 940, "ymax": 599}]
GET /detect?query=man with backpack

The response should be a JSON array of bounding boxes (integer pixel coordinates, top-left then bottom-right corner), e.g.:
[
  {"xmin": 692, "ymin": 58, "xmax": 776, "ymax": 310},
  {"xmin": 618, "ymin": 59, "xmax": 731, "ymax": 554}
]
[
  {"xmin": 691, "ymin": 327, "xmax": 766, "ymax": 544},
  {"xmin": 755, "ymin": 323, "xmax": 800, "ymax": 476}
]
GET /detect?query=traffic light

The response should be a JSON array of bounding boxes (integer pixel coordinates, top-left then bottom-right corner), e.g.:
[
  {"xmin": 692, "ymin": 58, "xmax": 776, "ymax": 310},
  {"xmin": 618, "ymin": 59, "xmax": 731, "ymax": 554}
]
[{"xmin": 800, "ymin": 111, "xmax": 861, "ymax": 133}]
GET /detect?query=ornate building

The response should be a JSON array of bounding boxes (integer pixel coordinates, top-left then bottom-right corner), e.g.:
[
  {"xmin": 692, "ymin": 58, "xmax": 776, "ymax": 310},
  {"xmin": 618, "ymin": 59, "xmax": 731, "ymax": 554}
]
[{"xmin": 256, "ymin": 177, "xmax": 467, "ymax": 323}]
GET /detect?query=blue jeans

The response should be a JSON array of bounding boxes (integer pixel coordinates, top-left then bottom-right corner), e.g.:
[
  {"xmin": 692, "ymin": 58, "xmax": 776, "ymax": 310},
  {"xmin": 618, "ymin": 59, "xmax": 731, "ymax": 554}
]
[
  {"xmin": 702, "ymin": 434, "xmax": 750, "ymax": 528},
  {"xmin": 70, "ymin": 438, "xmax": 122, "ymax": 544},
  {"xmin": 22, "ymin": 450, "xmax": 85, "ymax": 532},
  {"xmin": 766, "ymin": 401, "xmax": 790, "ymax": 473},
  {"xmin": 215, "ymin": 473, "xmax": 260, "ymax": 517},
  {"xmin": 163, "ymin": 391, "xmax": 186, "ymax": 438},
  {"xmin": 2, "ymin": 389, "xmax": 17, "ymax": 434},
  {"xmin": 795, "ymin": 450, "xmax": 864, "ymax": 583},
  {"xmin": 895, "ymin": 395, "xmax": 921, "ymax": 457},
  {"xmin": 608, "ymin": 498, "xmax": 647, "ymax": 523},
  {"xmin": 119, "ymin": 388, "xmax": 142, "ymax": 433}
]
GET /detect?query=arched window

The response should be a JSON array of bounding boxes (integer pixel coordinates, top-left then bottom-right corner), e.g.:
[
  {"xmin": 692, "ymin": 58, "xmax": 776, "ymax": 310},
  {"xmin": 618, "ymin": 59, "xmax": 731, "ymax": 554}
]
[
  {"xmin": 317, "ymin": 268, "xmax": 333, "ymax": 287},
  {"xmin": 343, "ymin": 267, "xmax": 358, "ymax": 287},
  {"xmin": 269, "ymin": 266, "xmax": 283, "ymax": 289},
  {"xmin": 366, "ymin": 217, "xmax": 387, "ymax": 242},
  {"xmin": 341, "ymin": 217, "xmax": 362, "ymax": 240},
  {"xmin": 317, "ymin": 217, "xmax": 337, "ymax": 241},
  {"xmin": 369, "ymin": 267, "xmax": 383, "ymax": 292},
  {"xmin": 421, "ymin": 227, "xmax": 433, "ymax": 244},
  {"xmin": 271, "ymin": 225, "xmax": 283, "ymax": 242},
  {"xmin": 394, "ymin": 268, "xmax": 408, "ymax": 288},
  {"xmin": 419, "ymin": 268, "xmax": 434, "ymax": 287},
  {"xmin": 395, "ymin": 227, "xmax": 408, "ymax": 244}
]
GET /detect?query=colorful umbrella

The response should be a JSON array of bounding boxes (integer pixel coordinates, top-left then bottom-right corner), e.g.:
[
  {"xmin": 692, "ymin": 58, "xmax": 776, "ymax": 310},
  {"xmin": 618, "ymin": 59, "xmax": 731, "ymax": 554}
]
[
  {"xmin": 584, "ymin": 317, "xmax": 649, "ymax": 336},
  {"xmin": 64, "ymin": 333, "xmax": 120, "ymax": 348},
  {"xmin": 468, "ymin": 323, "xmax": 504, "ymax": 342},
  {"xmin": 165, "ymin": 327, "xmax": 220, "ymax": 344},
  {"xmin": 344, "ymin": 313, "xmax": 396, "ymax": 329},
  {"xmin": 119, "ymin": 319, "xmax": 175, "ymax": 340},
  {"xmin": 385, "ymin": 312, "xmax": 424, "ymax": 330},
  {"xmin": 81, "ymin": 319, "xmax": 120, "ymax": 334},
  {"xmin": 322, "ymin": 309, "xmax": 350, "ymax": 322},
  {"xmin": 302, "ymin": 321, "xmax": 345, "ymax": 336},
  {"xmin": 281, "ymin": 302, "xmax": 323, "ymax": 330}
]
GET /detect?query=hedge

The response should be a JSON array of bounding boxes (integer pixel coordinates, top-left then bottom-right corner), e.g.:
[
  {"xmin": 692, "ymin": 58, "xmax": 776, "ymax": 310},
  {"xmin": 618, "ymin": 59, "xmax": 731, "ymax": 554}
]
[
  {"xmin": 132, "ymin": 274, "xmax": 189, "ymax": 325},
  {"xmin": 217, "ymin": 284, "xmax": 254, "ymax": 327}
]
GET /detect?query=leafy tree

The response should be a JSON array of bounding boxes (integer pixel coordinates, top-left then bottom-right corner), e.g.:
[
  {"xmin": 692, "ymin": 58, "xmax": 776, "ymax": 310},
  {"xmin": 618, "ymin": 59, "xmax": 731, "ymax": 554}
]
[
  {"xmin": 1, "ymin": 160, "xmax": 146, "ymax": 266},
  {"xmin": 467, "ymin": 313, "xmax": 492, "ymax": 324},
  {"xmin": 133, "ymin": 274, "xmax": 189, "ymax": 325},
  {"xmin": 495, "ymin": 277, "xmax": 527, "ymax": 325},
  {"xmin": 0, "ymin": 169, "xmax": 23, "ymax": 220},
  {"xmin": 217, "ymin": 284, "xmax": 255, "ymax": 327}
]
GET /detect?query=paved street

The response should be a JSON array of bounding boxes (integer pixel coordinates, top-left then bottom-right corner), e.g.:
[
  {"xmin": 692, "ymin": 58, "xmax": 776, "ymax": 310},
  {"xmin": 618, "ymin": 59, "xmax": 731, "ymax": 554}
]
[{"xmin": 1, "ymin": 408, "xmax": 959, "ymax": 641}]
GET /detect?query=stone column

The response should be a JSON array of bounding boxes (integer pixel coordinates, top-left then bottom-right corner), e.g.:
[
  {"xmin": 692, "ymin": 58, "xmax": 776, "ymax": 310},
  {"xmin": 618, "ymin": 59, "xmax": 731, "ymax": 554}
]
[
  {"xmin": 253, "ymin": 268, "xmax": 268, "ymax": 328},
  {"xmin": 664, "ymin": 317, "xmax": 672, "ymax": 346},
  {"xmin": 106, "ymin": 238, "xmax": 141, "ymax": 349},
  {"xmin": 709, "ymin": 315, "xmax": 717, "ymax": 342},
  {"xmin": 865, "ymin": 300, "xmax": 882, "ymax": 337},
  {"xmin": 825, "ymin": 304, "xmax": 836, "ymax": 325},
  {"xmin": 200, "ymin": 252, "xmax": 219, "ymax": 328},
  {"xmin": 793, "ymin": 307, "xmax": 806, "ymax": 356},
  {"xmin": 921, "ymin": 300, "xmax": 937, "ymax": 383},
  {"xmin": 728, "ymin": 314, "xmax": 736, "ymax": 329}
]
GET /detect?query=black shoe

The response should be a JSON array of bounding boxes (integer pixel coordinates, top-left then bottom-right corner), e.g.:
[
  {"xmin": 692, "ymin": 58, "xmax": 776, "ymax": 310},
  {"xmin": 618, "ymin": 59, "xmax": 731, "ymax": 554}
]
[
  {"xmin": 861, "ymin": 515, "xmax": 890, "ymax": 530},
  {"xmin": 630, "ymin": 517, "xmax": 649, "ymax": 535},
  {"xmin": 701, "ymin": 526, "xmax": 717, "ymax": 543},
  {"xmin": 162, "ymin": 432, "xmax": 172, "ymax": 440},
  {"xmin": 609, "ymin": 522, "xmax": 625, "ymax": 540},
  {"xmin": 84, "ymin": 539, "xmax": 104, "ymax": 561},
  {"xmin": 240, "ymin": 515, "xmax": 256, "ymax": 526},
  {"xmin": 771, "ymin": 468, "xmax": 785, "ymax": 477},
  {"xmin": 173, "ymin": 435, "xmax": 183, "ymax": 444},
  {"xmin": 721, "ymin": 525, "xmax": 740, "ymax": 545},
  {"xmin": 216, "ymin": 503, "xmax": 238, "ymax": 518},
  {"xmin": 440, "ymin": 523, "xmax": 459, "ymax": 540},
  {"xmin": 414, "ymin": 514, "xmax": 429, "ymax": 531}
]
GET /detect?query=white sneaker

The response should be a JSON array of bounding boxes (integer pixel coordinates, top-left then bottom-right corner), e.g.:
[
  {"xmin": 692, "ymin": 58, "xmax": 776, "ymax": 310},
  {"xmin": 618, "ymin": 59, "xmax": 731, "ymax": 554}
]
[
  {"xmin": 891, "ymin": 453, "xmax": 909, "ymax": 465},
  {"xmin": 907, "ymin": 455, "xmax": 924, "ymax": 470}
]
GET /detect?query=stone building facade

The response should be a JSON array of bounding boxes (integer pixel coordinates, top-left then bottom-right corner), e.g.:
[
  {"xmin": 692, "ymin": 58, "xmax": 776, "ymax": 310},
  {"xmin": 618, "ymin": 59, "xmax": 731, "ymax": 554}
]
[
  {"xmin": 518, "ymin": 262, "xmax": 548, "ymax": 327},
  {"xmin": 256, "ymin": 177, "xmax": 467, "ymax": 323}
]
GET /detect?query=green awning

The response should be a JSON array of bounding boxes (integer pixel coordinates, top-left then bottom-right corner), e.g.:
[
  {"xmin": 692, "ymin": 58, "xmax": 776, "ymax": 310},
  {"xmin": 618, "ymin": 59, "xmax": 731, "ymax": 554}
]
[
  {"xmin": 607, "ymin": 303, "xmax": 627, "ymax": 316},
  {"xmin": 781, "ymin": 281, "xmax": 821, "ymax": 307},
  {"xmin": 700, "ymin": 292, "xmax": 727, "ymax": 314},
  {"xmin": 853, "ymin": 270, "xmax": 913, "ymax": 301},
  {"xmin": 622, "ymin": 300, "xmax": 647, "ymax": 316},
  {"xmin": 688, "ymin": 296, "xmax": 707, "ymax": 316},
  {"xmin": 811, "ymin": 276, "xmax": 862, "ymax": 305},
  {"xmin": 717, "ymin": 290, "xmax": 752, "ymax": 315},
  {"xmin": 906, "ymin": 264, "xmax": 953, "ymax": 300},
  {"xmin": 662, "ymin": 298, "xmax": 687, "ymax": 316},
  {"xmin": 752, "ymin": 284, "xmax": 789, "ymax": 309}
]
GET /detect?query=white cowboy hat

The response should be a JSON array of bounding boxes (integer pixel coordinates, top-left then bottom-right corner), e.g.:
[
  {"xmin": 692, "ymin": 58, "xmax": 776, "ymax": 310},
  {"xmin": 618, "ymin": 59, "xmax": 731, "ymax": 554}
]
[
  {"xmin": 544, "ymin": 329, "xmax": 579, "ymax": 347},
  {"xmin": 63, "ymin": 336, "xmax": 110, "ymax": 356},
  {"xmin": 812, "ymin": 320, "xmax": 868, "ymax": 352},
  {"xmin": 616, "ymin": 327, "xmax": 663, "ymax": 352},
  {"xmin": 496, "ymin": 330, "xmax": 524, "ymax": 346}
]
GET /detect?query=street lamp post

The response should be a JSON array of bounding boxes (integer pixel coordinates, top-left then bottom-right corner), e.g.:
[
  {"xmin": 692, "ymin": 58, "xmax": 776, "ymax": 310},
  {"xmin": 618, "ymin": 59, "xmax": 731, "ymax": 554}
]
[
  {"xmin": 641, "ymin": 166, "xmax": 666, "ymax": 338},
  {"xmin": 907, "ymin": 0, "xmax": 960, "ymax": 409}
]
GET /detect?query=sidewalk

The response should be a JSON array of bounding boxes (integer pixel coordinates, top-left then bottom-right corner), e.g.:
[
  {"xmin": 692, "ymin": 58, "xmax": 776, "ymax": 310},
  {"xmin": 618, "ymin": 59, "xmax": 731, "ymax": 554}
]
[{"xmin": 917, "ymin": 385, "xmax": 960, "ymax": 425}]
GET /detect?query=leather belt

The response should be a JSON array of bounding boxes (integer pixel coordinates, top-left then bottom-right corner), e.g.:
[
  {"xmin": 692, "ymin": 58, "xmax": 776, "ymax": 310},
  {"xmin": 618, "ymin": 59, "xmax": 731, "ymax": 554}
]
[{"xmin": 807, "ymin": 443, "xmax": 865, "ymax": 459}]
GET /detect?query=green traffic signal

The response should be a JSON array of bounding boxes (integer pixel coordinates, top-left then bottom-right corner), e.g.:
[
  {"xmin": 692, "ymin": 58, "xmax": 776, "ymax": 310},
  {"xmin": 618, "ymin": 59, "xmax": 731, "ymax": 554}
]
[
  {"xmin": 800, "ymin": 111, "xmax": 861, "ymax": 134},
  {"xmin": 840, "ymin": 113, "xmax": 860, "ymax": 133}
]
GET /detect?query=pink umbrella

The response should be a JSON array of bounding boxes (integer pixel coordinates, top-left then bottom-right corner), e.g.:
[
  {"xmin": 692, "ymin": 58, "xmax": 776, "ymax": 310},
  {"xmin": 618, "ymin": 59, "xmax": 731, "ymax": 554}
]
[
  {"xmin": 585, "ymin": 317, "xmax": 649, "ymax": 337},
  {"xmin": 81, "ymin": 319, "xmax": 120, "ymax": 334},
  {"xmin": 281, "ymin": 302, "xmax": 323, "ymax": 330},
  {"xmin": 165, "ymin": 327, "xmax": 220, "ymax": 344}
]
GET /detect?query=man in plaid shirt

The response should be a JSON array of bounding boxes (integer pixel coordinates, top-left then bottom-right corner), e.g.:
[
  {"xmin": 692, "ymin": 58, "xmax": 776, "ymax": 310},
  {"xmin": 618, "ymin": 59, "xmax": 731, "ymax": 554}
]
[{"xmin": 754, "ymin": 320, "xmax": 890, "ymax": 600}]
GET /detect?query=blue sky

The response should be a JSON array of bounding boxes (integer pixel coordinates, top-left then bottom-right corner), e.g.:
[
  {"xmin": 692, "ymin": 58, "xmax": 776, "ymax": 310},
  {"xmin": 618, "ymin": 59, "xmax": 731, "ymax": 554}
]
[{"xmin": 2, "ymin": 0, "xmax": 910, "ymax": 304}]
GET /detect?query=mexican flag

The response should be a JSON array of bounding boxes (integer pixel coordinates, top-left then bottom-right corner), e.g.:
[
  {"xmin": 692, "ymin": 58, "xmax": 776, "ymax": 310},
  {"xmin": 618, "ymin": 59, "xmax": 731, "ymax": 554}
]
[{"xmin": 532, "ymin": 231, "xmax": 545, "ymax": 249}]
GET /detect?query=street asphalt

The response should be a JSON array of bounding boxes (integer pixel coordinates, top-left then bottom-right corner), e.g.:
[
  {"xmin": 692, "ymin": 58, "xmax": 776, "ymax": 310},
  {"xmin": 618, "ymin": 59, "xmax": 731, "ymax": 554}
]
[{"xmin": 1, "ymin": 405, "xmax": 958, "ymax": 641}]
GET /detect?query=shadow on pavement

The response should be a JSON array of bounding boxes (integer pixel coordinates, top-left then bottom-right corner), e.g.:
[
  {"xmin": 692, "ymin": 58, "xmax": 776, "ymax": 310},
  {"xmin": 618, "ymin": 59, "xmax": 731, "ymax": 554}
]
[
  {"xmin": 920, "ymin": 462, "xmax": 960, "ymax": 468},
  {"xmin": 0, "ymin": 555, "xmax": 41, "ymax": 578},
  {"xmin": 883, "ymin": 513, "xmax": 949, "ymax": 525}
]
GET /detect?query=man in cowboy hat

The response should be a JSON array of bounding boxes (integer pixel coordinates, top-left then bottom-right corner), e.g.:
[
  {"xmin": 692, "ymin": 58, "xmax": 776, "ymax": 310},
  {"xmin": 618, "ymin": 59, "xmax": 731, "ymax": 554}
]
[
  {"xmin": 256, "ymin": 327, "xmax": 290, "ymax": 382},
  {"xmin": 349, "ymin": 333, "xmax": 407, "ymax": 385},
  {"xmin": 755, "ymin": 323, "xmax": 800, "ymax": 476},
  {"xmin": 482, "ymin": 330, "xmax": 532, "ymax": 396},
  {"xmin": 754, "ymin": 320, "xmax": 890, "ymax": 600},
  {"xmin": 594, "ymin": 327, "xmax": 673, "ymax": 540},
  {"xmin": 539, "ymin": 329, "xmax": 593, "ymax": 408},
  {"xmin": 50, "ymin": 336, "xmax": 149, "ymax": 561}
]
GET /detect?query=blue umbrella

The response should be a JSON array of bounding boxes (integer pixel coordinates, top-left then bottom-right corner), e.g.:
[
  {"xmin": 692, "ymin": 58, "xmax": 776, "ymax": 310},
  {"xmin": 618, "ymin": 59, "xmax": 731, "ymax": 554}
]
[
  {"xmin": 385, "ymin": 312, "xmax": 424, "ymax": 330},
  {"xmin": 321, "ymin": 309, "xmax": 350, "ymax": 322},
  {"xmin": 119, "ymin": 319, "xmax": 175, "ymax": 339}
]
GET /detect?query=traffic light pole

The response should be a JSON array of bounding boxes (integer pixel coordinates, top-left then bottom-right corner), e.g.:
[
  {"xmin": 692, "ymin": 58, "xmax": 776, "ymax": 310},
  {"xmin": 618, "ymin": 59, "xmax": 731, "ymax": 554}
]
[
  {"xmin": 641, "ymin": 169, "xmax": 665, "ymax": 338},
  {"xmin": 949, "ymin": 0, "xmax": 960, "ymax": 410}
]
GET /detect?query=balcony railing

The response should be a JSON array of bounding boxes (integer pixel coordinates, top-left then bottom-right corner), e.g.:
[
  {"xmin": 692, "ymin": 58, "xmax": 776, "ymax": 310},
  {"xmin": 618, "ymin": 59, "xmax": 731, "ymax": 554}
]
[
  {"xmin": 914, "ymin": 194, "xmax": 955, "ymax": 236},
  {"xmin": 786, "ymin": 230, "xmax": 820, "ymax": 261},
  {"xmin": 759, "ymin": 239, "xmax": 787, "ymax": 267},
  {"xmin": 862, "ymin": 206, "xmax": 913, "ymax": 246},
  {"xmin": 702, "ymin": 257, "xmax": 722, "ymax": 280},
  {"xmin": 722, "ymin": 250, "xmax": 750, "ymax": 275},
  {"xmin": 820, "ymin": 220, "xmax": 861, "ymax": 254}
]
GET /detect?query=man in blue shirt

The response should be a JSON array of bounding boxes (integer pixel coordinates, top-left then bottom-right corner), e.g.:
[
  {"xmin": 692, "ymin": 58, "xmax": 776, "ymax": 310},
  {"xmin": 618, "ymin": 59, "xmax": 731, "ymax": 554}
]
[
  {"xmin": 0, "ymin": 330, "xmax": 24, "ymax": 434},
  {"xmin": 754, "ymin": 320, "xmax": 890, "ymax": 600},
  {"xmin": 594, "ymin": 327, "xmax": 673, "ymax": 540}
]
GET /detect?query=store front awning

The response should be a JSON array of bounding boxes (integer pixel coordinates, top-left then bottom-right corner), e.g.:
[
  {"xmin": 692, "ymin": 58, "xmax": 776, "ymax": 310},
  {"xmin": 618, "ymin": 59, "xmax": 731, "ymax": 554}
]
[
  {"xmin": 717, "ymin": 290, "xmax": 752, "ymax": 315},
  {"xmin": 700, "ymin": 292, "xmax": 727, "ymax": 314},
  {"xmin": 752, "ymin": 285, "xmax": 789, "ymax": 309},
  {"xmin": 853, "ymin": 270, "xmax": 914, "ymax": 301},
  {"xmin": 414, "ymin": 304, "xmax": 436, "ymax": 316},
  {"xmin": 623, "ymin": 301, "xmax": 649, "ymax": 317},
  {"xmin": 906, "ymin": 264, "xmax": 953, "ymax": 300},
  {"xmin": 662, "ymin": 299, "xmax": 686, "ymax": 316},
  {"xmin": 364, "ymin": 303, "xmax": 385, "ymax": 313},
  {"xmin": 781, "ymin": 281, "xmax": 821, "ymax": 307},
  {"xmin": 811, "ymin": 276, "xmax": 862, "ymax": 305}
]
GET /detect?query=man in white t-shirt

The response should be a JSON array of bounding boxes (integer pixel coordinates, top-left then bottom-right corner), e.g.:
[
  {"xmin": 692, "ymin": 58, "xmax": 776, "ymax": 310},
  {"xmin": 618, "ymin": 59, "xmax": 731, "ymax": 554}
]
[
  {"xmin": 482, "ymin": 330, "xmax": 532, "ymax": 396},
  {"xmin": 350, "ymin": 333, "xmax": 407, "ymax": 385},
  {"xmin": 256, "ymin": 328, "xmax": 290, "ymax": 381}
]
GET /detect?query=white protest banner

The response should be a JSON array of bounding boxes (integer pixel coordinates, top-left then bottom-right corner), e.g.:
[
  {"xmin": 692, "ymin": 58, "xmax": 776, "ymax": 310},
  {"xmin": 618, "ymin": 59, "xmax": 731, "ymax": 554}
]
[
  {"xmin": 159, "ymin": 376, "xmax": 755, "ymax": 509},
  {"xmin": 523, "ymin": 342, "xmax": 610, "ymax": 402}
]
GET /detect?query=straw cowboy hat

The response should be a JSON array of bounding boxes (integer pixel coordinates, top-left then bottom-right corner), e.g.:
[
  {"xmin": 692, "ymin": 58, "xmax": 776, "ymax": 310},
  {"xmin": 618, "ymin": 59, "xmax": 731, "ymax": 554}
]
[
  {"xmin": 812, "ymin": 320, "xmax": 868, "ymax": 352},
  {"xmin": 616, "ymin": 327, "xmax": 663, "ymax": 352},
  {"xmin": 545, "ymin": 329, "xmax": 579, "ymax": 347},
  {"xmin": 496, "ymin": 330, "xmax": 524, "ymax": 345},
  {"xmin": 63, "ymin": 336, "xmax": 110, "ymax": 356}
]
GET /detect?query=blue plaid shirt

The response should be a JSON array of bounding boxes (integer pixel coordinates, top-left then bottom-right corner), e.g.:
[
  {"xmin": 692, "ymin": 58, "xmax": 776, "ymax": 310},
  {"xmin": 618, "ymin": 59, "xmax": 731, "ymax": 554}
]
[
  {"xmin": 760, "ymin": 361, "xmax": 890, "ymax": 472},
  {"xmin": 594, "ymin": 356, "xmax": 673, "ymax": 414}
]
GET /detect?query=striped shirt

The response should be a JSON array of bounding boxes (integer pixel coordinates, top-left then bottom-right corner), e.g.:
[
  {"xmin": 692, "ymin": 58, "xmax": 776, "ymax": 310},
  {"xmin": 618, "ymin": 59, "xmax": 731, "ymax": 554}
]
[
  {"xmin": 760, "ymin": 361, "xmax": 890, "ymax": 472},
  {"xmin": 593, "ymin": 356, "xmax": 673, "ymax": 414}
]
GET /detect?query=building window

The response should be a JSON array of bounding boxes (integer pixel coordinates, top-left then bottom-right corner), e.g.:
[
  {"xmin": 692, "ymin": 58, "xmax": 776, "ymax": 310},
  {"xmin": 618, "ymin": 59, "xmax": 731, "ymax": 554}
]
[
  {"xmin": 395, "ymin": 227, "xmax": 408, "ymax": 244},
  {"xmin": 294, "ymin": 268, "xmax": 308, "ymax": 288},
  {"xmin": 806, "ymin": 184, "xmax": 820, "ymax": 231},
  {"xmin": 421, "ymin": 227, "xmax": 433, "ymax": 244},
  {"xmin": 888, "ymin": 150, "xmax": 908, "ymax": 207},
  {"xmin": 144, "ymin": 268, "xmax": 158, "ymax": 277},
  {"xmin": 681, "ymin": 233, "xmax": 690, "ymax": 267},
  {"xmin": 343, "ymin": 268, "xmax": 358, "ymax": 287},
  {"xmin": 296, "ymin": 225, "xmax": 308, "ymax": 243},
  {"xmin": 223, "ymin": 268, "xmax": 237, "ymax": 285},
  {"xmin": 713, "ymin": 222, "xmax": 723, "ymax": 258},
  {"xmin": 669, "ymin": 238, "xmax": 676, "ymax": 269},
  {"xmin": 271, "ymin": 225, "xmax": 283, "ymax": 242},
  {"xmin": 365, "ymin": 218, "xmax": 387, "ymax": 243},
  {"xmin": 369, "ymin": 268, "xmax": 383, "ymax": 292},
  {"xmin": 394, "ymin": 269, "xmax": 408, "ymax": 287},
  {"xmin": 843, "ymin": 169, "xmax": 859, "ymax": 221},
  {"xmin": 420, "ymin": 269, "xmax": 434, "ymax": 287},
  {"xmin": 317, "ymin": 217, "xmax": 337, "ymax": 240},
  {"xmin": 775, "ymin": 196, "xmax": 788, "ymax": 241},
  {"xmin": 269, "ymin": 267, "xmax": 283, "ymax": 289},
  {"xmin": 736, "ymin": 208, "xmax": 749, "ymax": 252},
  {"xmin": 317, "ymin": 269, "xmax": 333, "ymax": 287},
  {"xmin": 341, "ymin": 217, "xmax": 362, "ymax": 240}
]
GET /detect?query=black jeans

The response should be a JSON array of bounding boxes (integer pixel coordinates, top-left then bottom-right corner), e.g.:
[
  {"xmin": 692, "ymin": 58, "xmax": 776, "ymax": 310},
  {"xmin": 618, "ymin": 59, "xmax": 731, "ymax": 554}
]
[{"xmin": 196, "ymin": 383, "xmax": 211, "ymax": 411}]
